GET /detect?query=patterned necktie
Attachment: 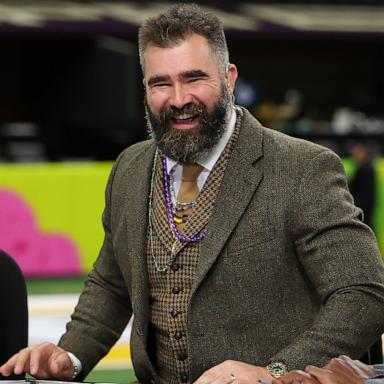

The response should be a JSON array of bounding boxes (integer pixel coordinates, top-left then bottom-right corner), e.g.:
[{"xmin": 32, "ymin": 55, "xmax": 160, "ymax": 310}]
[{"xmin": 175, "ymin": 164, "xmax": 203, "ymax": 232}]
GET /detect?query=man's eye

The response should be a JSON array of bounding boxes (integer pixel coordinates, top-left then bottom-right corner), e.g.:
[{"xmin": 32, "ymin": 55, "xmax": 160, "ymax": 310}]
[
  {"xmin": 153, "ymin": 83, "xmax": 170, "ymax": 88},
  {"xmin": 188, "ymin": 78, "xmax": 201, "ymax": 83},
  {"xmin": 154, "ymin": 83, "xmax": 169, "ymax": 88}
]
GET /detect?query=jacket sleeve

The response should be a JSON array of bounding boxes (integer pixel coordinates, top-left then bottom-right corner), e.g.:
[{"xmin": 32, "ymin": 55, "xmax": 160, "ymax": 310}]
[
  {"xmin": 271, "ymin": 149, "xmax": 384, "ymax": 370},
  {"xmin": 58, "ymin": 153, "xmax": 133, "ymax": 378}
]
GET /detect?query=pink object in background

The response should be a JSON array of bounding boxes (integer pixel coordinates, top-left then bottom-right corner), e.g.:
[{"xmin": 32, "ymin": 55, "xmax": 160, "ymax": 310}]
[{"xmin": 0, "ymin": 188, "xmax": 82, "ymax": 276}]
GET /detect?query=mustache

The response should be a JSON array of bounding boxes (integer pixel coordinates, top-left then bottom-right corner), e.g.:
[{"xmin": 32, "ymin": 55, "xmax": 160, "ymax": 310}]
[{"xmin": 160, "ymin": 103, "xmax": 205, "ymax": 122}]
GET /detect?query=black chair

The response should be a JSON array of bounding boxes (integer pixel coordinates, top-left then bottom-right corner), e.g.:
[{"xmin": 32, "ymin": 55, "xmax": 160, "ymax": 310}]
[
  {"xmin": 0, "ymin": 249, "xmax": 28, "ymax": 380},
  {"xmin": 360, "ymin": 337, "xmax": 383, "ymax": 365}
]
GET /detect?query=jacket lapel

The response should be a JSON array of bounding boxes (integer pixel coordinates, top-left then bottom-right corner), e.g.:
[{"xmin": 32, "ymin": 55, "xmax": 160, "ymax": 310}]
[
  {"xmin": 191, "ymin": 108, "xmax": 264, "ymax": 294},
  {"xmin": 124, "ymin": 142, "xmax": 156, "ymax": 340}
]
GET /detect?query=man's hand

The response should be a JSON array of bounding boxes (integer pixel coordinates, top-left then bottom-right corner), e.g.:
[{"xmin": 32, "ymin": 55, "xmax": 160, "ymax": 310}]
[
  {"xmin": 305, "ymin": 356, "xmax": 375, "ymax": 384},
  {"xmin": 0, "ymin": 342, "xmax": 74, "ymax": 380},
  {"xmin": 193, "ymin": 360, "xmax": 273, "ymax": 383},
  {"xmin": 272, "ymin": 370, "xmax": 321, "ymax": 384}
]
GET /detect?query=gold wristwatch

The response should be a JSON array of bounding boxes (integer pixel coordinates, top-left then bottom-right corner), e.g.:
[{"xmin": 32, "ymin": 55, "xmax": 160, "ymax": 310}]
[{"xmin": 266, "ymin": 361, "xmax": 288, "ymax": 378}]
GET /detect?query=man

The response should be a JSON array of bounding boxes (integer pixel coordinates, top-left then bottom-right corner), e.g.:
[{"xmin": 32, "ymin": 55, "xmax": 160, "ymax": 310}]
[
  {"xmin": 272, "ymin": 355, "xmax": 384, "ymax": 384},
  {"xmin": 1, "ymin": 4, "xmax": 384, "ymax": 384}
]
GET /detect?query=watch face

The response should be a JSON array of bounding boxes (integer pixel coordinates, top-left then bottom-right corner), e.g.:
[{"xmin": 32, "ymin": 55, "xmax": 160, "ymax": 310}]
[{"xmin": 268, "ymin": 362, "xmax": 288, "ymax": 377}]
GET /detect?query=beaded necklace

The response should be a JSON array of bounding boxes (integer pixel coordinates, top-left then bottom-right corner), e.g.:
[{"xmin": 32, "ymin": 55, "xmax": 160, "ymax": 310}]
[{"xmin": 148, "ymin": 149, "xmax": 207, "ymax": 272}]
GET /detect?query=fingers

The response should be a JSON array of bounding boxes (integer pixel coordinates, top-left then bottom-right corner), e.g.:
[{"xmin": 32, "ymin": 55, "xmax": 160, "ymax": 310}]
[
  {"xmin": 338, "ymin": 356, "xmax": 354, "ymax": 363},
  {"xmin": 0, "ymin": 347, "xmax": 35, "ymax": 376},
  {"xmin": 337, "ymin": 355, "xmax": 375, "ymax": 378},
  {"xmin": 305, "ymin": 364, "xmax": 356, "ymax": 384},
  {"xmin": 327, "ymin": 356, "xmax": 374, "ymax": 380},
  {"xmin": 272, "ymin": 370, "xmax": 321, "ymax": 384},
  {"xmin": 323, "ymin": 357, "xmax": 360, "ymax": 381},
  {"xmin": 0, "ymin": 342, "xmax": 73, "ymax": 380},
  {"xmin": 0, "ymin": 351, "xmax": 26, "ymax": 376},
  {"xmin": 305, "ymin": 365, "xmax": 331, "ymax": 378},
  {"xmin": 14, "ymin": 348, "xmax": 33, "ymax": 375},
  {"xmin": 29, "ymin": 346, "xmax": 45, "ymax": 376}
]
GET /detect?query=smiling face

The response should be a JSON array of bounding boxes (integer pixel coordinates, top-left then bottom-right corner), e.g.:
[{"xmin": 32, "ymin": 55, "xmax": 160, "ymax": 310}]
[{"xmin": 143, "ymin": 34, "xmax": 237, "ymax": 163}]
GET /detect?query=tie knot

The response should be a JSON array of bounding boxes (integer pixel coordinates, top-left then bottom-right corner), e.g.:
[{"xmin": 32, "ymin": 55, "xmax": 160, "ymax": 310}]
[{"xmin": 181, "ymin": 164, "xmax": 203, "ymax": 182}]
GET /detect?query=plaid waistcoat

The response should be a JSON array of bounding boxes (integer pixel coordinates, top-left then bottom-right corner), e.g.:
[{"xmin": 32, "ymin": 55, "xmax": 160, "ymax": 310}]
[{"xmin": 146, "ymin": 108, "xmax": 242, "ymax": 384}]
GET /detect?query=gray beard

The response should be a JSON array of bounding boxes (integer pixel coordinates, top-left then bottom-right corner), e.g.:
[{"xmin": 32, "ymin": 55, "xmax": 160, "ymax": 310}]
[{"xmin": 145, "ymin": 85, "xmax": 232, "ymax": 164}]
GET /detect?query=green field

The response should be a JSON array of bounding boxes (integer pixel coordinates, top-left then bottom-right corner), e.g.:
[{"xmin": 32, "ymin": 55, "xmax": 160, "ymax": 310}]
[
  {"xmin": 85, "ymin": 368, "xmax": 136, "ymax": 383},
  {"xmin": 26, "ymin": 276, "xmax": 86, "ymax": 295}
]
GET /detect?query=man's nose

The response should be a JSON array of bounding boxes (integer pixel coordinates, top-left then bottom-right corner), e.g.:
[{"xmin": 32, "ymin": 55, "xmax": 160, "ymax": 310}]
[{"xmin": 169, "ymin": 84, "xmax": 193, "ymax": 109}]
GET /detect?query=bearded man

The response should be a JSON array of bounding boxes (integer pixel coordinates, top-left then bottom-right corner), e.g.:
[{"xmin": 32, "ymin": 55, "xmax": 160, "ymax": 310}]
[{"xmin": 2, "ymin": 4, "xmax": 384, "ymax": 384}]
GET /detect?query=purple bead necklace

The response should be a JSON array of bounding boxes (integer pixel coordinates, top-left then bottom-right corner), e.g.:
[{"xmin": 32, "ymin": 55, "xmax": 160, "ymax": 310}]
[{"xmin": 162, "ymin": 154, "xmax": 207, "ymax": 244}]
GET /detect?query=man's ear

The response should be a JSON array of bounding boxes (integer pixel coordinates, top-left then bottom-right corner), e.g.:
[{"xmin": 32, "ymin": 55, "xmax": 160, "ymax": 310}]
[{"xmin": 226, "ymin": 63, "xmax": 238, "ymax": 93}]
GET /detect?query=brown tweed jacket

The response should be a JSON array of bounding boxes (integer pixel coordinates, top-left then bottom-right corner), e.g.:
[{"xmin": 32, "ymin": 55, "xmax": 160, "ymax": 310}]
[{"xmin": 59, "ymin": 107, "xmax": 384, "ymax": 384}]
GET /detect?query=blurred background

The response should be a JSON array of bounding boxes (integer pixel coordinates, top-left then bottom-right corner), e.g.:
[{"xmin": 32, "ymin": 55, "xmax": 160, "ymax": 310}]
[{"xmin": 0, "ymin": 0, "xmax": 384, "ymax": 382}]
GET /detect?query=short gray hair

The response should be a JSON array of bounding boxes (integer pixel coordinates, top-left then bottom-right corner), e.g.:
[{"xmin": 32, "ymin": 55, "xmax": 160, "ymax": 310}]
[{"xmin": 138, "ymin": 3, "xmax": 229, "ymax": 75}]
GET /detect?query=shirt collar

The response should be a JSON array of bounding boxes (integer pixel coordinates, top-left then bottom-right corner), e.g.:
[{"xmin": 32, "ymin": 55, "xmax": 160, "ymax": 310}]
[{"xmin": 166, "ymin": 108, "xmax": 236, "ymax": 174}]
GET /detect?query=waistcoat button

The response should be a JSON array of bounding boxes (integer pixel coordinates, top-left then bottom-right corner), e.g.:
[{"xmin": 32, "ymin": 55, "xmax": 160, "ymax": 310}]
[
  {"xmin": 170, "ymin": 309, "xmax": 180, "ymax": 318},
  {"xmin": 174, "ymin": 331, "xmax": 183, "ymax": 340},
  {"xmin": 178, "ymin": 351, "xmax": 188, "ymax": 361},
  {"xmin": 172, "ymin": 286, "xmax": 182, "ymax": 294}
]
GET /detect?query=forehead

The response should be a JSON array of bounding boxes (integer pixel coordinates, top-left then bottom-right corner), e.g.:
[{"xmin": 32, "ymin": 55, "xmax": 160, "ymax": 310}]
[{"xmin": 143, "ymin": 34, "xmax": 219, "ymax": 78}]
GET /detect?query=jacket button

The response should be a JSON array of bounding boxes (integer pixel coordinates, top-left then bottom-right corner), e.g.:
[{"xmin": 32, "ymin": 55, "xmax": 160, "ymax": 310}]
[
  {"xmin": 180, "ymin": 374, "xmax": 188, "ymax": 382},
  {"xmin": 171, "ymin": 263, "xmax": 181, "ymax": 272},
  {"xmin": 178, "ymin": 351, "xmax": 188, "ymax": 361},
  {"xmin": 174, "ymin": 331, "xmax": 183, "ymax": 340},
  {"xmin": 172, "ymin": 286, "xmax": 182, "ymax": 294}
]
